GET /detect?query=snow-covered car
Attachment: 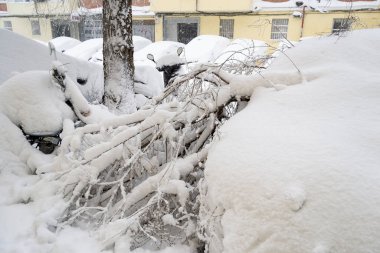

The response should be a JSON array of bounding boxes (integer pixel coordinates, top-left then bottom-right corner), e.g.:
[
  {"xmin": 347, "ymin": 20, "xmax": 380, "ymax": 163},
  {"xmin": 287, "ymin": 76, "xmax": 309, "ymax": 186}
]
[
  {"xmin": 48, "ymin": 36, "xmax": 81, "ymax": 53},
  {"xmin": 0, "ymin": 30, "xmax": 104, "ymax": 103},
  {"xmin": 66, "ymin": 36, "xmax": 152, "ymax": 64},
  {"xmin": 184, "ymin": 35, "xmax": 230, "ymax": 63},
  {"xmin": 214, "ymin": 39, "xmax": 268, "ymax": 65},
  {"xmin": 65, "ymin": 38, "xmax": 103, "ymax": 61},
  {"xmin": 134, "ymin": 41, "xmax": 185, "ymax": 67}
]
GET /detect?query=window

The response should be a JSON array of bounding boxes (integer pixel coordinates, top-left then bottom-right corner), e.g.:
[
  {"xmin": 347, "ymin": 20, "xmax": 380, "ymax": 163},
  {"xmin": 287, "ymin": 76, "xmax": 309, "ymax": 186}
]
[
  {"xmin": 3, "ymin": 21, "xmax": 12, "ymax": 31},
  {"xmin": 332, "ymin": 18, "xmax": 352, "ymax": 34},
  {"xmin": 83, "ymin": 18, "xmax": 102, "ymax": 40},
  {"xmin": 31, "ymin": 20, "xmax": 41, "ymax": 35},
  {"xmin": 220, "ymin": 19, "xmax": 234, "ymax": 39},
  {"xmin": 271, "ymin": 19, "xmax": 289, "ymax": 40}
]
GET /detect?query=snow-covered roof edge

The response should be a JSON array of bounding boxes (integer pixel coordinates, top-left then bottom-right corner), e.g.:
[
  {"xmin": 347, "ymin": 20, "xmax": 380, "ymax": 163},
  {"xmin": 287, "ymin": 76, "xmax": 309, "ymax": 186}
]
[
  {"xmin": 252, "ymin": 0, "xmax": 380, "ymax": 12},
  {"xmin": 76, "ymin": 6, "xmax": 154, "ymax": 16}
]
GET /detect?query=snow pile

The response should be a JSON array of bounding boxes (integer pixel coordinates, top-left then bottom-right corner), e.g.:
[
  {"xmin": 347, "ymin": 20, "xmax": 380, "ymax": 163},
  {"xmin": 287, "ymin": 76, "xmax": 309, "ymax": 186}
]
[
  {"xmin": 184, "ymin": 35, "xmax": 230, "ymax": 63},
  {"xmin": 214, "ymin": 39, "xmax": 268, "ymax": 65},
  {"xmin": 133, "ymin": 36, "xmax": 153, "ymax": 52},
  {"xmin": 205, "ymin": 29, "xmax": 380, "ymax": 253},
  {"xmin": 49, "ymin": 36, "xmax": 81, "ymax": 53},
  {"xmin": 0, "ymin": 29, "xmax": 104, "ymax": 102},
  {"xmin": 134, "ymin": 41, "xmax": 185, "ymax": 66},
  {"xmin": 65, "ymin": 38, "xmax": 103, "ymax": 61}
]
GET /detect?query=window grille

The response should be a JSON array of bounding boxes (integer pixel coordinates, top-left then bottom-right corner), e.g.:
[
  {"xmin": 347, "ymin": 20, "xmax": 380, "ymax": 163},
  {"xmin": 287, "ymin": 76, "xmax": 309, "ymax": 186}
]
[
  {"xmin": 31, "ymin": 20, "xmax": 41, "ymax": 35},
  {"xmin": 220, "ymin": 19, "xmax": 234, "ymax": 39},
  {"xmin": 332, "ymin": 18, "xmax": 352, "ymax": 34},
  {"xmin": 3, "ymin": 20, "xmax": 12, "ymax": 31},
  {"xmin": 271, "ymin": 19, "xmax": 289, "ymax": 40},
  {"xmin": 83, "ymin": 19, "xmax": 102, "ymax": 40}
]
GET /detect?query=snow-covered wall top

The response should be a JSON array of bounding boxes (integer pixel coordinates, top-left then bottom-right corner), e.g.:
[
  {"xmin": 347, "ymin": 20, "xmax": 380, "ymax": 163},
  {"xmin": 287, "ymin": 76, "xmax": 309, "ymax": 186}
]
[
  {"xmin": 76, "ymin": 6, "xmax": 154, "ymax": 16},
  {"xmin": 253, "ymin": 0, "xmax": 380, "ymax": 12}
]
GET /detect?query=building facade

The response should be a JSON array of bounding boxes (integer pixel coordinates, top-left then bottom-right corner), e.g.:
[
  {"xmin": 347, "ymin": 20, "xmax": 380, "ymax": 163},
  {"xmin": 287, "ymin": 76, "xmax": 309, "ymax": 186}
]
[
  {"xmin": 151, "ymin": 0, "xmax": 380, "ymax": 44},
  {"xmin": 0, "ymin": 0, "xmax": 154, "ymax": 42}
]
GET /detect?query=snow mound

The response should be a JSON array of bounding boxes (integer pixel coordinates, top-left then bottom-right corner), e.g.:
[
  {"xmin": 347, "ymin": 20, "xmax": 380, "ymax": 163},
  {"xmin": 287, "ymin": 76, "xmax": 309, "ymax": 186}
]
[
  {"xmin": 214, "ymin": 39, "xmax": 268, "ymax": 65},
  {"xmin": 0, "ymin": 29, "xmax": 104, "ymax": 102},
  {"xmin": 184, "ymin": 35, "xmax": 230, "ymax": 63},
  {"xmin": 133, "ymin": 36, "xmax": 152, "ymax": 52},
  {"xmin": 205, "ymin": 29, "xmax": 380, "ymax": 253},
  {"xmin": 48, "ymin": 36, "xmax": 81, "ymax": 53},
  {"xmin": 65, "ymin": 38, "xmax": 103, "ymax": 61},
  {"xmin": 134, "ymin": 41, "xmax": 185, "ymax": 66}
]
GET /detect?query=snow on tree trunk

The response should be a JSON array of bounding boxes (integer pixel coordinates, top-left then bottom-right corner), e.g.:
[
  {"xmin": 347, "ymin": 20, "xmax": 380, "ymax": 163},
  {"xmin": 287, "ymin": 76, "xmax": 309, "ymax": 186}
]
[{"xmin": 103, "ymin": 0, "xmax": 136, "ymax": 114}]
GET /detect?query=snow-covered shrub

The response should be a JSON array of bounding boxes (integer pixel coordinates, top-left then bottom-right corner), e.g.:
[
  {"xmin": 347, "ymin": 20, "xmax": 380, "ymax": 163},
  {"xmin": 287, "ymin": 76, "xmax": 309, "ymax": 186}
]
[{"xmin": 55, "ymin": 63, "xmax": 262, "ymax": 251}]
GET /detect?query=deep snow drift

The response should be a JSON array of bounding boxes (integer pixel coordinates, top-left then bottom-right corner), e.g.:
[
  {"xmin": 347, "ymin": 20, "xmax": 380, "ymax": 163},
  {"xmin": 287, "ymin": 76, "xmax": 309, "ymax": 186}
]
[
  {"xmin": 205, "ymin": 29, "xmax": 380, "ymax": 253},
  {"xmin": 1, "ymin": 28, "xmax": 380, "ymax": 253}
]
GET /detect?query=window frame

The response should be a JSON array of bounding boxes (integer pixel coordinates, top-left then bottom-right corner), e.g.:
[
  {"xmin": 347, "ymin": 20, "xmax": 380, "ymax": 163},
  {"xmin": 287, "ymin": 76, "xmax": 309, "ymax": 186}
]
[
  {"xmin": 219, "ymin": 19, "xmax": 234, "ymax": 39},
  {"xmin": 31, "ymin": 20, "xmax": 41, "ymax": 35},
  {"xmin": 271, "ymin": 18, "xmax": 289, "ymax": 40},
  {"xmin": 332, "ymin": 18, "xmax": 352, "ymax": 34},
  {"xmin": 3, "ymin": 20, "xmax": 12, "ymax": 31}
]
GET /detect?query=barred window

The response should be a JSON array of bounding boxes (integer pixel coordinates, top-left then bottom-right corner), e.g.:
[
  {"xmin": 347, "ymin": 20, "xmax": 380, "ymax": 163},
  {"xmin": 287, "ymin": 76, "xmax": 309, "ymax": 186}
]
[
  {"xmin": 83, "ymin": 19, "xmax": 102, "ymax": 40},
  {"xmin": 271, "ymin": 19, "xmax": 289, "ymax": 40},
  {"xmin": 332, "ymin": 18, "xmax": 352, "ymax": 34},
  {"xmin": 31, "ymin": 20, "xmax": 41, "ymax": 35},
  {"xmin": 220, "ymin": 19, "xmax": 234, "ymax": 39},
  {"xmin": 3, "ymin": 20, "xmax": 12, "ymax": 31}
]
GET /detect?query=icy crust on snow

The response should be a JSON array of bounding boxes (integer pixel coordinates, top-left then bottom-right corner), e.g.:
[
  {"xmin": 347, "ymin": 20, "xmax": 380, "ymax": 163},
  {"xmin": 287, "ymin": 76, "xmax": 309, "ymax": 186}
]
[{"xmin": 205, "ymin": 29, "xmax": 380, "ymax": 253}]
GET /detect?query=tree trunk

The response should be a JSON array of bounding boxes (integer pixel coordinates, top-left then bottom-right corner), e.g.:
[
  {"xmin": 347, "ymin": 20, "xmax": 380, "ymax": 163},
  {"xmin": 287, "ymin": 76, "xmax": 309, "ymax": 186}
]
[{"xmin": 103, "ymin": 0, "xmax": 136, "ymax": 113}]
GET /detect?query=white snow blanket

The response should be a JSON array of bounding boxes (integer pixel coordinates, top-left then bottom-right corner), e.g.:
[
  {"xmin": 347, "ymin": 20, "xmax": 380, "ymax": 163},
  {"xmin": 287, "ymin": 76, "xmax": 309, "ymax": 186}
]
[
  {"xmin": 0, "ymin": 29, "xmax": 104, "ymax": 102},
  {"xmin": 205, "ymin": 29, "xmax": 380, "ymax": 253}
]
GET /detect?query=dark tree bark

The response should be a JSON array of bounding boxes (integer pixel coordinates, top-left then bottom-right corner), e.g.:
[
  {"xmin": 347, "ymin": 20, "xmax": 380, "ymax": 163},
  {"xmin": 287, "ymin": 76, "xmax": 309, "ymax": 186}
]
[{"xmin": 103, "ymin": 0, "xmax": 136, "ymax": 113}]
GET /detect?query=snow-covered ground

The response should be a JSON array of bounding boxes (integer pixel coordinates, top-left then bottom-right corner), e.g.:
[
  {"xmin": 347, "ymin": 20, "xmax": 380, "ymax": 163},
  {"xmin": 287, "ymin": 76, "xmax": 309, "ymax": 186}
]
[
  {"xmin": 205, "ymin": 29, "xmax": 380, "ymax": 252},
  {"xmin": 1, "ymin": 28, "xmax": 380, "ymax": 253}
]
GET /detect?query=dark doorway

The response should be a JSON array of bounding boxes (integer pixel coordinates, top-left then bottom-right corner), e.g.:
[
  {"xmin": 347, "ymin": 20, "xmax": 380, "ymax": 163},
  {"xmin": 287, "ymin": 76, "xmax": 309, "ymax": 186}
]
[
  {"xmin": 51, "ymin": 20, "xmax": 71, "ymax": 38},
  {"xmin": 177, "ymin": 23, "xmax": 197, "ymax": 44}
]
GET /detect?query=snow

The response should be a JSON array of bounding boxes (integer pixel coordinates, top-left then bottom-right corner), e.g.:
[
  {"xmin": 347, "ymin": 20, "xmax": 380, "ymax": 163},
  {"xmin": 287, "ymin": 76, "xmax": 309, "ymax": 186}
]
[
  {"xmin": 253, "ymin": 0, "xmax": 380, "ymax": 12},
  {"xmin": 66, "ymin": 36, "xmax": 152, "ymax": 64},
  {"xmin": 2, "ymin": 23, "xmax": 380, "ymax": 253},
  {"xmin": 134, "ymin": 41, "xmax": 185, "ymax": 66},
  {"xmin": 65, "ymin": 38, "xmax": 103, "ymax": 61},
  {"xmin": 48, "ymin": 36, "xmax": 81, "ymax": 53},
  {"xmin": 0, "ymin": 29, "xmax": 104, "ymax": 102},
  {"xmin": 214, "ymin": 39, "xmax": 268, "ymax": 65},
  {"xmin": 76, "ymin": 5, "xmax": 154, "ymax": 16},
  {"xmin": 205, "ymin": 29, "xmax": 380, "ymax": 253},
  {"xmin": 0, "ymin": 71, "xmax": 75, "ymax": 135},
  {"xmin": 133, "ymin": 36, "xmax": 153, "ymax": 52},
  {"xmin": 184, "ymin": 35, "xmax": 230, "ymax": 63}
]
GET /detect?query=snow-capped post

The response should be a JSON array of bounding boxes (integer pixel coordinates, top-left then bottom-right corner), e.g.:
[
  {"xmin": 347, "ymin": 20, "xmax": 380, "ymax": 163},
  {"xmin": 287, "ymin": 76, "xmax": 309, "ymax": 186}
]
[{"xmin": 103, "ymin": 0, "xmax": 136, "ymax": 114}]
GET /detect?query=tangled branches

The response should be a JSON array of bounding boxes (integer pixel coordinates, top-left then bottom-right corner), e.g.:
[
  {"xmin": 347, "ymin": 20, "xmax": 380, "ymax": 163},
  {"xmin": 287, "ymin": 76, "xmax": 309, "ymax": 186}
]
[{"xmin": 56, "ymin": 64, "xmax": 254, "ymax": 251}]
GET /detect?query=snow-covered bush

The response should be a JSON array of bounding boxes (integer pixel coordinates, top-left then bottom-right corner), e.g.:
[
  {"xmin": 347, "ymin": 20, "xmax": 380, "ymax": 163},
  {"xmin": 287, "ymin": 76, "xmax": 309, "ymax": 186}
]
[{"xmin": 52, "ymin": 63, "xmax": 266, "ymax": 251}]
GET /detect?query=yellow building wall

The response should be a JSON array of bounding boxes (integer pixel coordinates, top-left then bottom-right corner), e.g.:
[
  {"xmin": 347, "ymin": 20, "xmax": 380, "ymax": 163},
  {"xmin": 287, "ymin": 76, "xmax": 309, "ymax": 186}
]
[
  {"xmin": 151, "ymin": 0, "xmax": 252, "ymax": 12},
  {"xmin": 197, "ymin": 0, "xmax": 252, "ymax": 12},
  {"xmin": 150, "ymin": 0, "xmax": 196, "ymax": 13},
  {"xmin": 154, "ymin": 16, "xmax": 164, "ymax": 41},
  {"xmin": 302, "ymin": 11, "xmax": 380, "ymax": 37},
  {"xmin": 155, "ymin": 10, "xmax": 380, "ymax": 46},
  {"xmin": 6, "ymin": 0, "xmax": 78, "ymax": 16},
  {"xmin": 0, "ymin": 16, "xmax": 53, "ymax": 41},
  {"xmin": 199, "ymin": 16, "xmax": 220, "ymax": 35}
]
